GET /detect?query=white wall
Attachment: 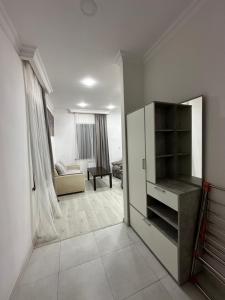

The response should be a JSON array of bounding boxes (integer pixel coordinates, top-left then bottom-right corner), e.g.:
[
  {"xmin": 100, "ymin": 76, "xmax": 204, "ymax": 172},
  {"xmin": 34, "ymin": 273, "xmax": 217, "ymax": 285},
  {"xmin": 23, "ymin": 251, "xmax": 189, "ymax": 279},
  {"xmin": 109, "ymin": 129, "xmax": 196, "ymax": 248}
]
[
  {"xmin": 123, "ymin": 54, "xmax": 144, "ymax": 114},
  {"xmin": 0, "ymin": 27, "xmax": 32, "ymax": 300},
  {"xmin": 144, "ymin": 0, "xmax": 225, "ymax": 186},
  {"xmin": 116, "ymin": 52, "xmax": 144, "ymax": 224},
  {"xmin": 54, "ymin": 110, "xmax": 75, "ymax": 164},
  {"xmin": 107, "ymin": 112, "xmax": 122, "ymax": 163},
  {"xmin": 54, "ymin": 110, "xmax": 122, "ymax": 172}
]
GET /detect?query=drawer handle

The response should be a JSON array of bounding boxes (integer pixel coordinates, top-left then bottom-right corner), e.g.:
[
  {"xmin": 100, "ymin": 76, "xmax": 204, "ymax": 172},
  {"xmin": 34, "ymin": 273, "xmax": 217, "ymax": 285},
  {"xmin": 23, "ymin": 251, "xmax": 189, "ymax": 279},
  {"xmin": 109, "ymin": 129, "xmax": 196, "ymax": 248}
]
[
  {"xmin": 154, "ymin": 186, "xmax": 166, "ymax": 193},
  {"xmin": 142, "ymin": 158, "xmax": 146, "ymax": 170},
  {"xmin": 143, "ymin": 217, "xmax": 152, "ymax": 226}
]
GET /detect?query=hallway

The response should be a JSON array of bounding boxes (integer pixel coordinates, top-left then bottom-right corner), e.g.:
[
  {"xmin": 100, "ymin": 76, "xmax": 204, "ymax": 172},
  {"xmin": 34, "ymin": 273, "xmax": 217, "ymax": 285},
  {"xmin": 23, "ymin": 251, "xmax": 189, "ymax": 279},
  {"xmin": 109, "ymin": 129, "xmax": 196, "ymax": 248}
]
[{"xmin": 12, "ymin": 223, "xmax": 205, "ymax": 300}]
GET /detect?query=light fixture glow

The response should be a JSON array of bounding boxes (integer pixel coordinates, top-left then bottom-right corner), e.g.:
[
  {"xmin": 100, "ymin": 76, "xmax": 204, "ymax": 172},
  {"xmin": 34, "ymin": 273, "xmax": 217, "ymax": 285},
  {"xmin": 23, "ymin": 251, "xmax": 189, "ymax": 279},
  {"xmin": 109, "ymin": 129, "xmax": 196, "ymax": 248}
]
[
  {"xmin": 107, "ymin": 104, "xmax": 116, "ymax": 110},
  {"xmin": 80, "ymin": 77, "xmax": 97, "ymax": 87},
  {"xmin": 77, "ymin": 102, "xmax": 88, "ymax": 108}
]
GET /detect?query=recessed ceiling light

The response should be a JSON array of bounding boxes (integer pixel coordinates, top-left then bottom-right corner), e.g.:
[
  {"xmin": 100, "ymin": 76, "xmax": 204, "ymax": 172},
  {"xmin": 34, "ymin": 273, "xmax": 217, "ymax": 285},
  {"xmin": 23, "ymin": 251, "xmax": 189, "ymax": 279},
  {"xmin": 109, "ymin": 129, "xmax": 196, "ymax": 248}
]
[
  {"xmin": 80, "ymin": 77, "xmax": 97, "ymax": 87},
  {"xmin": 80, "ymin": 0, "xmax": 98, "ymax": 17},
  {"xmin": 77, "ymin": 102, "xmax": 88, "ymax": 108},
  {"xmin": 107, "ymin": 105, "xmax": 116, "ymax": 110}
]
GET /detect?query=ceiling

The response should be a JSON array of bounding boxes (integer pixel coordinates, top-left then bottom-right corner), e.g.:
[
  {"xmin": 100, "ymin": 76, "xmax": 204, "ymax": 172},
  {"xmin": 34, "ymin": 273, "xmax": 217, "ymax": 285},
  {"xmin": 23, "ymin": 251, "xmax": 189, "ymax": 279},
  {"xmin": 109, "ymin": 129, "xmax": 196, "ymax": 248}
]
[{"xmin": 3, "ymin": 0, "xmax": 193, "ymax": 111}]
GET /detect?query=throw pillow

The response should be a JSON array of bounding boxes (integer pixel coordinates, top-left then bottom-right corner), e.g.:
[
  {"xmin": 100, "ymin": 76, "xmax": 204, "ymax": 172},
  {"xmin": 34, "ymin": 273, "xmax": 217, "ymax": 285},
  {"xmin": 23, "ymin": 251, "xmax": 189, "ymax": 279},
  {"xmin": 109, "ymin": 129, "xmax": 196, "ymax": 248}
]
[
  {"xmin": 58, "ymin": 160, "xmax": 66, "ymax": 168},
  {"xmin": 55, "ymin": 162, "xmax": 66, "ymax": 175}
]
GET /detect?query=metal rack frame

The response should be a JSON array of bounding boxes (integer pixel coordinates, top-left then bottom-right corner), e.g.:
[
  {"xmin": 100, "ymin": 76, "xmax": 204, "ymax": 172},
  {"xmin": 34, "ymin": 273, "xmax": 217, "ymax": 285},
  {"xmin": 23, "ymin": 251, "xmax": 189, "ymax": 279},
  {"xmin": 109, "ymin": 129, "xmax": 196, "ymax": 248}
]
[{"xmin": 191, "ymin": 182, "xmax": 225, "ymax": 300}]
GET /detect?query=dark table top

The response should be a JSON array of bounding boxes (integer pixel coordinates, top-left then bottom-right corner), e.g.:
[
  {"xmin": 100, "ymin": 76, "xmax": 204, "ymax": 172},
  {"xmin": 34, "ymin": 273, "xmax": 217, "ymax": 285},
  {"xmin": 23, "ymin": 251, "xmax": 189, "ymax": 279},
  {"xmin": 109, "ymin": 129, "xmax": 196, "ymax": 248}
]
[{"xmin": 87, "ymin": 167, "xmax": 112, "ymax": 176}]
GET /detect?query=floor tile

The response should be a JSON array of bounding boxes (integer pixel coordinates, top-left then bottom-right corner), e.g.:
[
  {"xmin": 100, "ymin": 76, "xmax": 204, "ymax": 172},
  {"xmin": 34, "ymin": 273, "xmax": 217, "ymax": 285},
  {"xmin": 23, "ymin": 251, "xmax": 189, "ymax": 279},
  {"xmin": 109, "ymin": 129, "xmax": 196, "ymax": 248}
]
[
  {"xmin": 127, "ymin": 227, "xmax": 143, "ymax": 244},
  {"xmin": 20, "ymin": 243, "xmax": 60, "ymax": 285},
  {"xmin": 102, "ymin": 245, "xmax": 158, "ymax": 300},
  {"xmin": 60, "ymin": 232, "xmax": 100, "ymax": 271},
  {"xmin": 135, "ymin": 242, "xmax": 167, "ymax": 279},
  {"xmin": 94, "ymin": 223, "xmax": 134, "ymax": 255},
  {"xmin": 12, "ymin": 274, "xmax": 58, "ymax": 300},
  {"xmin": 126, "ymin": 281, "xmax": 172, "ymax": 300},
  {"xmin": 161, "ymin": 275, "xmax": 206, "ymax": 300},
  {"xmin": 58, "ymin": 258, "xmax": 114, "ymax": 300}
]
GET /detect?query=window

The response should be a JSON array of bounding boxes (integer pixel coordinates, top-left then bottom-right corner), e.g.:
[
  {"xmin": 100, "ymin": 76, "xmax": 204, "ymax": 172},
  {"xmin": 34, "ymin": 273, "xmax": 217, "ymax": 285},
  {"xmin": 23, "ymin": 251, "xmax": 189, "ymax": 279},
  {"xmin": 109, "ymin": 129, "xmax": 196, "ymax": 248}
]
[
  {"xmin": 74, "ymin": 113, "xmax": 95, "ymax": 160},
  {"xmin": 76, "ymin": 123, "xmax": 95, "ymax": 159}
]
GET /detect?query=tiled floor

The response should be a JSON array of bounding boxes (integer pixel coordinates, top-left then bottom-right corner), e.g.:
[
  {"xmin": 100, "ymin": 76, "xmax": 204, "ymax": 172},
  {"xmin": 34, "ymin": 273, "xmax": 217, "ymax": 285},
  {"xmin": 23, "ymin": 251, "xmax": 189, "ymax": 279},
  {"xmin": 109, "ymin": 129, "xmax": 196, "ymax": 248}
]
[{"xmin": 12, "ymin": 223, "xmax": 206, "ymax": 300}]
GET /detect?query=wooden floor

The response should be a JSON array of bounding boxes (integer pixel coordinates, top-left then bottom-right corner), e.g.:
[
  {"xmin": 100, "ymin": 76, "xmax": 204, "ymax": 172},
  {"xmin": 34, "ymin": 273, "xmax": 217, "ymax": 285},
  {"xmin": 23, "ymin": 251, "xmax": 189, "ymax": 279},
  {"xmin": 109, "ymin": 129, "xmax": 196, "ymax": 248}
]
[{"xmin": 53, "ymin": 177, "xmax": 124, "ymax": 242}]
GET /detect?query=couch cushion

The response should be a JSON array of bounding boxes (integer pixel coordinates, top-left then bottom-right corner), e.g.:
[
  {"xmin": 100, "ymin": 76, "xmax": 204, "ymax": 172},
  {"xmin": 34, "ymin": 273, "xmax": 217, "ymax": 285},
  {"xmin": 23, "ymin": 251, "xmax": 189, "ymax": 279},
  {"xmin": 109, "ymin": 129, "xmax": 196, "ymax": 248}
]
[
  {"xmin": 66, "ymin": 169, "xmax": 83, "ymax": 175},
  {"xmin": 58, "ymin": 160, "xmax": 66, "ymax": 168},
  {"xmin": 112, "ymin": 160, "xmax": 122, "ymax": 166},
  {"xmin": 55, "ymin": 162, "xmax": 66, "ymax": 175}
]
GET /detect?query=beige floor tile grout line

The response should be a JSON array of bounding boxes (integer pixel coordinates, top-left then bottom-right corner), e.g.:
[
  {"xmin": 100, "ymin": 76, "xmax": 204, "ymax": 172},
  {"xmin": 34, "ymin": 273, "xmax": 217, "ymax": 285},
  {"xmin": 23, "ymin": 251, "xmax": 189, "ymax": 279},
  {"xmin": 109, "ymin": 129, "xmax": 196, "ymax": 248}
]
[{"xmin": 36, "ymin": 220, "xmax": 124, "ymax": 248}]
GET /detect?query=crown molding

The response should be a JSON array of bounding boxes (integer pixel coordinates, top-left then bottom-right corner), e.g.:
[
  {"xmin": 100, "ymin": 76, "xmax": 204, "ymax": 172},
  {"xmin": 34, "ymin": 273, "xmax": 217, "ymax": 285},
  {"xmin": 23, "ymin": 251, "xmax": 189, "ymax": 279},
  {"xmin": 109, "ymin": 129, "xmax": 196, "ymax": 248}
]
[
  {"xmin": 0, "ymin": 1, "xmax": 53, "ymax": 94},
  {"xmin": 0, "ymin": 1, "xmax": 21, "ymax": 52},
  {"xmin": 144, "ymin": 0, "xmax": 206, "ymax": 63},
  {"xmin": 20, "ymin": 45, "xmax": 53, "ymax": 94},
  {"xmin": 115, "ymin": 50, "xmax": 143, "ymax": 66},
  {"xmin": 68, "ymin": 109, "xmax": 110, "ymax": 115}
]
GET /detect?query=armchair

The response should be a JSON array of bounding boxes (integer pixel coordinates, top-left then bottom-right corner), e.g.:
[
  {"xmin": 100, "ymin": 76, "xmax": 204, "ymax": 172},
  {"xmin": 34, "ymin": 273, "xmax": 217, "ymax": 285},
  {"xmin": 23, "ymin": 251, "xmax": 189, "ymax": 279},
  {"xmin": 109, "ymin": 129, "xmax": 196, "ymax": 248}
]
[{"xmin": 54, "ymin": 163, "xmax": 85, "ymax": 196}]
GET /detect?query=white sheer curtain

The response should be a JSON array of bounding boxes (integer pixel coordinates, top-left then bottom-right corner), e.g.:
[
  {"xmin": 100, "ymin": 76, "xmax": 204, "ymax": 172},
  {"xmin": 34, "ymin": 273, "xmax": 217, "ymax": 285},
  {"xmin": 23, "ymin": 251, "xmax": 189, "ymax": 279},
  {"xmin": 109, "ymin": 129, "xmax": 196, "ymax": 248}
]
[{"xmin": 23, "ymin": 62, "xmax": 62, "ymax": 243}]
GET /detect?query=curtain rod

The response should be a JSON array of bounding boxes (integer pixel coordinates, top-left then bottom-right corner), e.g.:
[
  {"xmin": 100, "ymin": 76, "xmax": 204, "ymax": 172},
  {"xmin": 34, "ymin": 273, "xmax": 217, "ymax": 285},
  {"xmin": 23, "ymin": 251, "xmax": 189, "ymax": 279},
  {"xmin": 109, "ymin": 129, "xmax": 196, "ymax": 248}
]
[{"xmin": 68, "ymin": 109, "xmax": 110, "ymax": 115}]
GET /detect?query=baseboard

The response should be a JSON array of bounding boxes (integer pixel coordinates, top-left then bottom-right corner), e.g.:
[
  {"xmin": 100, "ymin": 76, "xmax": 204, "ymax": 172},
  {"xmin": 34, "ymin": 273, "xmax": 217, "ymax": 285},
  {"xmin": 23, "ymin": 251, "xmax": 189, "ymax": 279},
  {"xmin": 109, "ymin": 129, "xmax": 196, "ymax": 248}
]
[{"xmin": 9, "ymin": 243, "xmax": 34, "ymax": 299}]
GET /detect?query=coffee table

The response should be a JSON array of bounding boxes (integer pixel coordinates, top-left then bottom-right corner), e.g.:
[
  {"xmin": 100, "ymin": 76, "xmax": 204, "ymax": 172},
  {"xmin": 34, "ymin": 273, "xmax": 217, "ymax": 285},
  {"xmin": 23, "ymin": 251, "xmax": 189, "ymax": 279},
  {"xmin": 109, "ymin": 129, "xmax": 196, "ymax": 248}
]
[{"xmin": 87, "ymin": 167, "xmax": 112, "ymax": 191}]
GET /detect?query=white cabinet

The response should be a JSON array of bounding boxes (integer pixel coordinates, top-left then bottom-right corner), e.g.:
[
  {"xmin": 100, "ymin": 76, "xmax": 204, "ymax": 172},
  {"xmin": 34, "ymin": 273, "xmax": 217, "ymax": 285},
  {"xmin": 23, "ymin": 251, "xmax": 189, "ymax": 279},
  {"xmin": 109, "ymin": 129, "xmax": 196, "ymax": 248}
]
[
  {"xmin": 130, "ymin": 205, "xmax": 178, "ymax": 280},
  {"xmin": 147, "ymin": 182, "xmax": 178, "ymax": 211},
  {"xmin": 127, "ymin": 108, "xmax": 146, "ymax": 216},
  {"xmin": 145, "ymin": 103, "xmax": 155, "ymax": 183},
  {"xmin": 127, "ymin": 102, "xmax": 201, "ymax": 285}
]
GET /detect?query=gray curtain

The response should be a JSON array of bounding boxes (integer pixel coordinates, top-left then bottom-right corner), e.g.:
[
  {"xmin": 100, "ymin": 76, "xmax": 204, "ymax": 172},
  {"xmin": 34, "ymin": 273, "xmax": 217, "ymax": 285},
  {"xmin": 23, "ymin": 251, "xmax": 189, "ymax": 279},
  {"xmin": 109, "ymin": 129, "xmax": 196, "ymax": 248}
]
[
  {"xmin": 76, "ymin": 124, "xmax": 95, "ymax": 159},
  {"xmin": 95, "ymin": 114, "xmax": 110, "ymax": 170}
]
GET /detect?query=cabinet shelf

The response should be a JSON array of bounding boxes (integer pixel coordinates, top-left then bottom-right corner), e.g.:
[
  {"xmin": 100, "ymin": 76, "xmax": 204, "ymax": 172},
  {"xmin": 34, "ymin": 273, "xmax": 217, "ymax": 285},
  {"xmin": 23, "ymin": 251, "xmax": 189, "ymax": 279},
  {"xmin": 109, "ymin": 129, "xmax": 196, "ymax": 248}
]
[
  {"xmin": 147, "ymin": 195, "xmax": 178, "ymax": 245},
  {"xmin": 156, "ymin": 129, "xmax": 175, "ymax": 132},
  {"xmin": 148, "ymin": 216, "xmax": 178, "ymax": 245},
  {"xmin": 148, "ymin": 203, "xmax": 178, "ymax": 230},
  {"xmin": 155, "ymin": 104, "xmax": 176, "ymax": 130},
  {"xmin": 152, "ymin": 102, "xmax": 192, "ymax": 180},
  {"xmin": 156, "ymin": 154, "xmax": 175, "ymax": 158},
  {"xmin": 156, "ymin": 129, "xmax": 191, "ymax": 132},
  {"xmin": 176, "ymin": 105, "xmax": 192, "ymax": 131}
]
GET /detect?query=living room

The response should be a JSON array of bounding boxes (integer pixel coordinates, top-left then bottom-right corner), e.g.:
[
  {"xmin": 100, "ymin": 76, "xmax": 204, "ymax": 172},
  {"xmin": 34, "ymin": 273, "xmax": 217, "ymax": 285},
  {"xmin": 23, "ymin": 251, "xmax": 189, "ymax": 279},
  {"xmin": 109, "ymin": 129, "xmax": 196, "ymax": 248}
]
[{"xmin": 48, "ymin": 96, "xmax": 124, "ymax": 242}]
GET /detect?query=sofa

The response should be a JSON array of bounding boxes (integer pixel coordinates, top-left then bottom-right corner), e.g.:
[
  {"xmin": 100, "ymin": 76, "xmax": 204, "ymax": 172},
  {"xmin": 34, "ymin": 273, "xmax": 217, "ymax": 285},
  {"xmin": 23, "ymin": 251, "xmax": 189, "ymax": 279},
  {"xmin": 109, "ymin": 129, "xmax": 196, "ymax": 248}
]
[
  {"xmin": 112, "ymin": 160, "xmax": 123, "ymax": 188},
  {"xmin": 112, "ymin": 160, "xmax": 123, "ymax": 179},
  {"xmin": 54, "ymin": 163, "xmax": 85, "ymax": 196}
]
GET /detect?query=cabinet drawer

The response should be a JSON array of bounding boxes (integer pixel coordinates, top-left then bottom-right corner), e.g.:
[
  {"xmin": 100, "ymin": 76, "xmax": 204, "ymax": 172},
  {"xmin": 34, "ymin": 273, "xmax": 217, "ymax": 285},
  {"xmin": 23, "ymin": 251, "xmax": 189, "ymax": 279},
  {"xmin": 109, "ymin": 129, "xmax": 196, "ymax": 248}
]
[
  {"xmin": 147, "ymin": 182, "xmax": 178, "ymax": 211},
  {"xmin": 130, "ymin": 205, "xmax": 178, "ymax": 280}
]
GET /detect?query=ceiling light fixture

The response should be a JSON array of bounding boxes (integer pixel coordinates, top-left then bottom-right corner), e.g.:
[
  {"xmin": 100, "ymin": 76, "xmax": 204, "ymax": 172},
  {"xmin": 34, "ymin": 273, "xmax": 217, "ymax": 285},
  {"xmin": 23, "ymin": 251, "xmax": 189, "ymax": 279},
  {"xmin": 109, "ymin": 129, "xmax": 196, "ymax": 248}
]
[
  {"xmin": 80, "ymin": 77, "xmax": 97, "ymax": 87},
  {"xmin": 80, "ymin": 0, "xmax": 98, "ymax": 17},
  {"xmin": 107, "ymin": 105, "xmax": 116, "ymax": 110},
  {"xmin": 77, "ymin": 102, "xmax": 88, "ymax": 108}
]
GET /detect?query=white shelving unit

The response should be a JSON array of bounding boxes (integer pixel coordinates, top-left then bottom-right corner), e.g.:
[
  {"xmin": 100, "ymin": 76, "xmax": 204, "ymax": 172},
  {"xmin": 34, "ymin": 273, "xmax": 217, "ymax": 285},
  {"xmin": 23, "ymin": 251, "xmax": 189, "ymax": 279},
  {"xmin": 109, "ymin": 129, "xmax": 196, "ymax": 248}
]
[{"xmin": 127, "ymin": 101, "xmax": 201, "ymax": 284}]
